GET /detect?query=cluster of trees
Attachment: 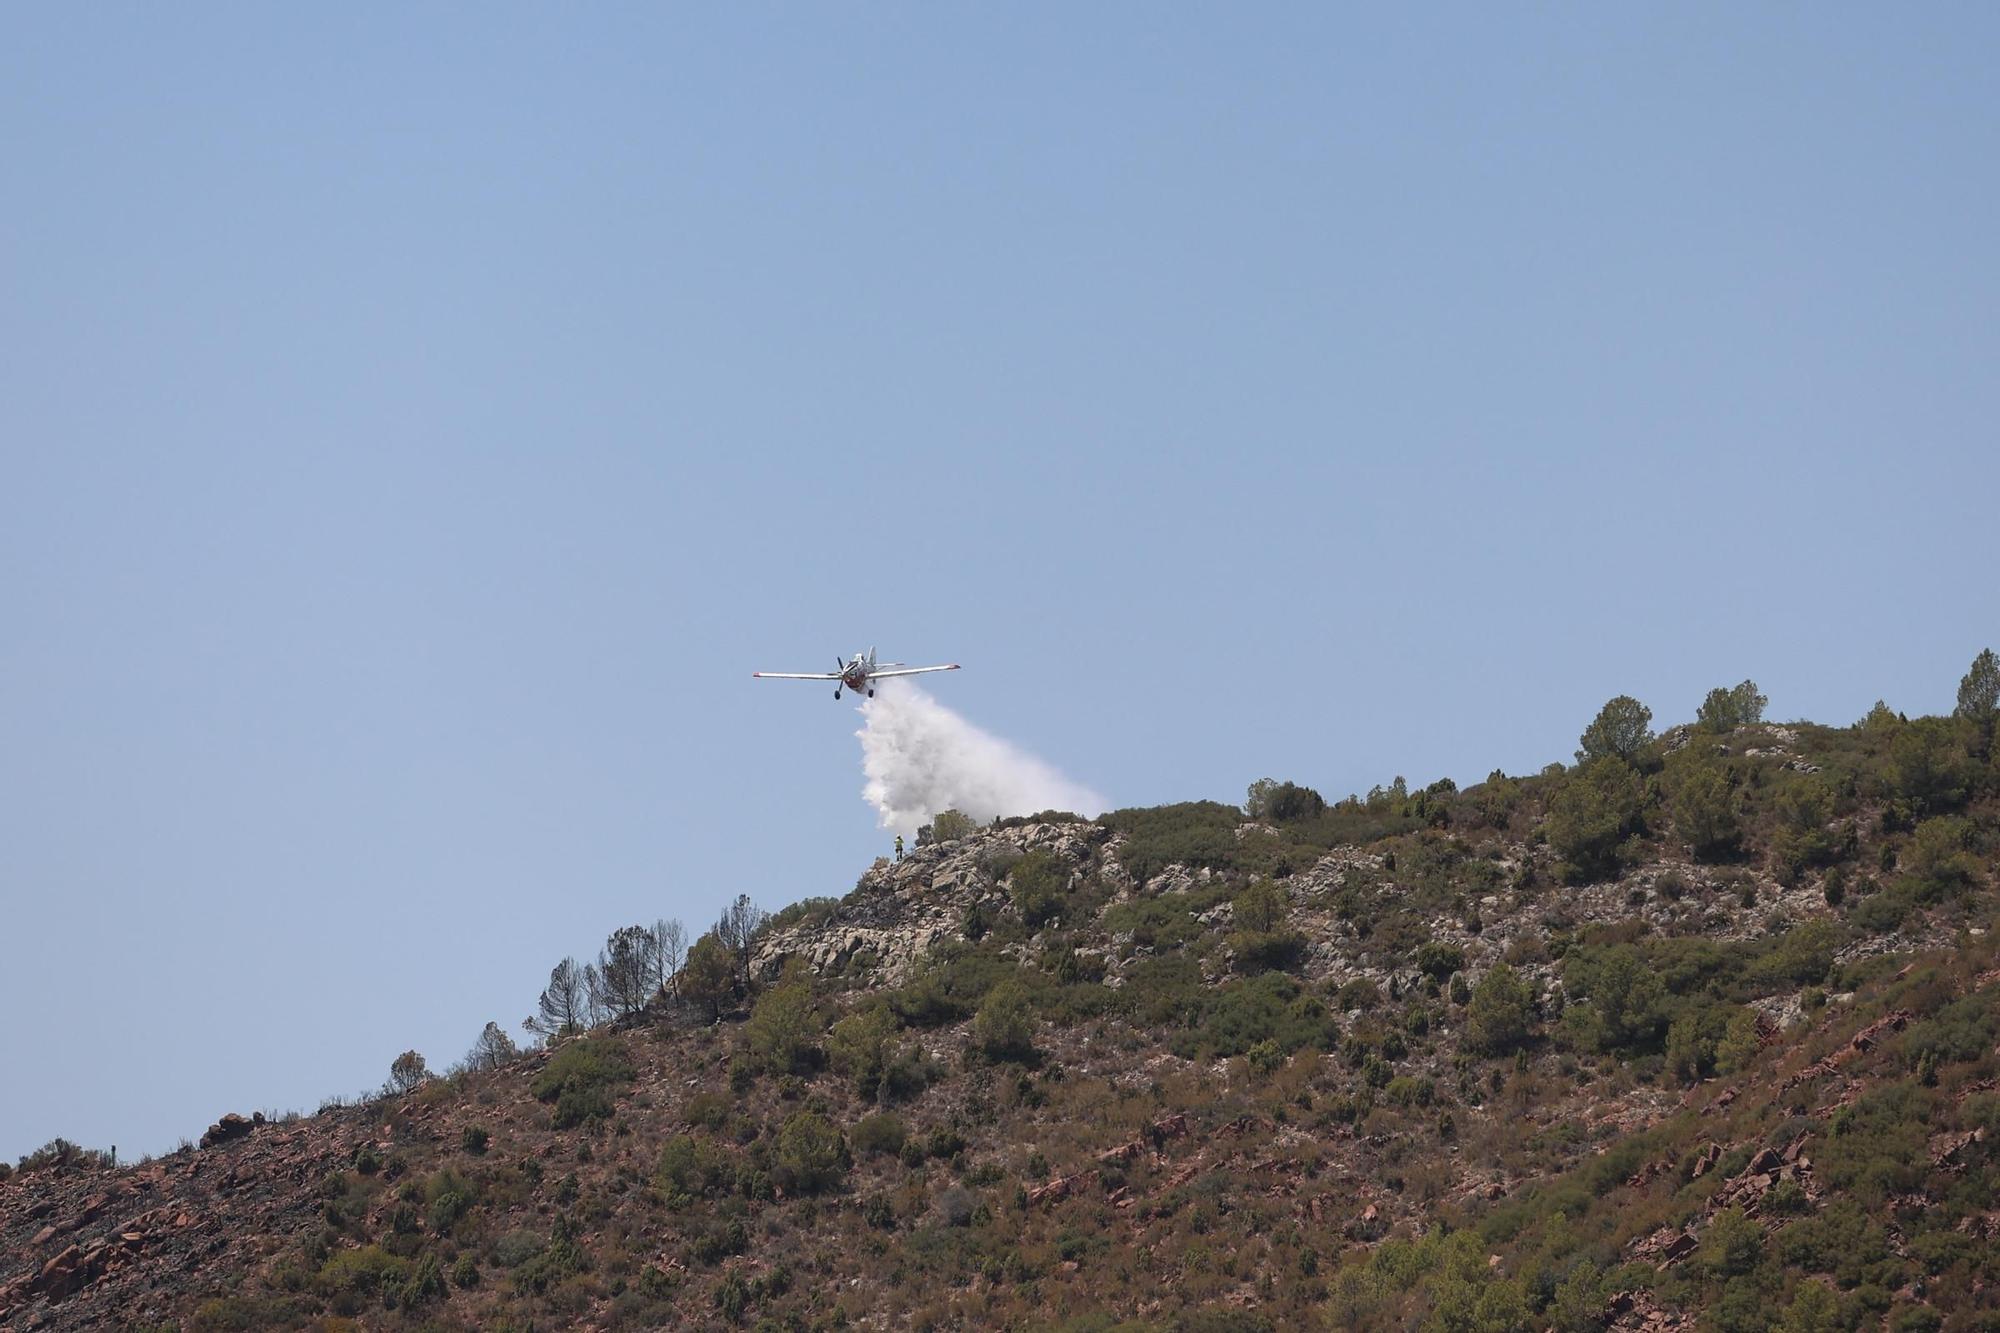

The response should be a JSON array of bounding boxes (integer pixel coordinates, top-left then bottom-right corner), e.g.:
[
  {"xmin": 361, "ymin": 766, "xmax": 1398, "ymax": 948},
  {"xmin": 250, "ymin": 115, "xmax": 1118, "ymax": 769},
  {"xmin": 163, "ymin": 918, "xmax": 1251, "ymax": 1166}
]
[
  {"xmin": 525, "ymin": 895, "xmax": 769, "ymax": 1039},
  {"xmin": 1548, "ymin": 650, "xmax": 1998, "ymax": 883},
  {"xmin": 370, "ymin": 895, "xmax": 777, "ymax": 1099}
]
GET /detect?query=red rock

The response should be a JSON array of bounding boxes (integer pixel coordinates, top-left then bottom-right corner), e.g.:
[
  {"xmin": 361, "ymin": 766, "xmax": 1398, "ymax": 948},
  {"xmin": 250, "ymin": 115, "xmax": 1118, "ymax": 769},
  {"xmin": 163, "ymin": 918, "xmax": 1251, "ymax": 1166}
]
[
  {"xmin": 1097, "ymin": 1140, "xmax": 1144, "ymax": 1167},
  {"xmin": 38, "ymin": 1245, "xmax": 80, "ymax": 1279},
  {"xmin": 200, "ymin": 1113, "xmax": 258, "ymax": 1149}
]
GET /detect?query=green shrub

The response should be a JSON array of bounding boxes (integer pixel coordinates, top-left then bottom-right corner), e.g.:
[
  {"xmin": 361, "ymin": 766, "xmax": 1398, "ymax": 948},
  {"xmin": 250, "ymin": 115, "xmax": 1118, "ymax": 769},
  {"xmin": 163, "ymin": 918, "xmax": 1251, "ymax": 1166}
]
[
  {"xmin": 1231, "ymin": 928, "xmax": 1308, "ymax": 974},
  {"xmin": 514, "ymin": 1216, "xmax": 587, "ymax": 1294},
  {"xmin": 1336, "ymin": 977, "xmax": 1384, "ymax": 1012},
  {"xmin": 930, "ymin": 809, "xmax": 978, "ymax": 842},
  {"xmin": 552, "ymin": 1086, "xmax": 614, "ymax": 1130},
  {"xmin": 654, "ymin": 1134, "xmax": 730, "ymax": 1208},
  {"xmin": 828, "ymin": 1003, "xmax": 897, "ymax": 1096},
  {"xmin": 1245, "ymin": 778, "xmax": 1328, "ymax": 822},
  {"xmin": 1670, "ymin": 758, "xmax": 1742, "ymax": 862},
  {"xmin": 690, "ymin": 1218, "xmax": 749, "ymax": 1265},
  {"xmin": 1577, "ymin": 696, "xmax": 1654, "ymax": 764},
  {"xmin": 1749, "ymin": 920, "xmax": 1842, "ymax": 990},
  {"xmin": 1244, "ymin": 1038, "xmax": 1285, "ymax": 1076},
  {"xmin": 1902, "ymin": 817, "xmax": 1979, "ymax": 903},
  {"xmin": 491, "ymin": 1229, "xmax": 545, "ymax": 1268},
  {"xmin": 773, "ymin": 1111, "xmax": 849, "ymax": 1194},
  {"xmin": 1545, "ymin": 760, "xmax": 1644, "ymax": 882},
  {"xmin": 851, "ymin": 1112, "xmax": 907, "ymax": 1157},
  {"xmin": 682, "ymin": 1090, "xmax": 730, "ymax": 1131},
  {"xmin": 459, "ymin": 1125, "xmax": 489, "ymax": 1155},
  {"xmin": 745, "ymin": 968, "xmax": 821, "ymax": 1075},
  {"xmin": 1416, "ymin": 940, "xmax": 1466, "ymax": 984},
  {"xmin": 1851, "ymin": 887, "xmax": 1911, "ymax": 933},
  {"xmin": 1903, "ymin": 992, "xmax": 2000, "ymax": 1069},
  {"xmin": 1465, "ymin": 965, "xmax": 1535, "ymax": 1056},
  {"xmin": 316, "ymin": 1245, "xmax": 413, "ymax": 1314},
  {"xmin": 1889, "ymin": 718, "xmax": 1970, "ymax": 817},
  {"xmin": 1182, "ymin": 973, "xmax": 1335, "ymax": 1059},
  {"xmin": 973, "ymin": 980, "xmax": 1039, "ymax": 1062},
  {"xmin": 1697, "ymin": 680, "xmax": 1768, "ymax": 733},
  {"xmin": 15, "ymin": 1138, "xmax": 114, "ymax": 1174},
  {"xmin": 531, "ymin": 1037, "xmax": 632, "ymax": 1127},
  {"xmin": 1010, "ymin": 849, "xmax": 1073, "ymax": 927},
  {"xmin": 1699, "ymin": 1207, "xmax": 1763, "ymax": 1277},
  {"xmin": 1560, "ymin": 944, "xmax": 1667, "ymax": 1052},
  {"xmin": 426, "ymin": 1188, "xmax": 472, "ymax": 1236},
  {"xmin": 1098, "ymin": 801, "xmax": 1245, "ymax": 885},
  {"xmin": 890, "ymin": 944, "xmax": 1021, "ymax": 1027}
]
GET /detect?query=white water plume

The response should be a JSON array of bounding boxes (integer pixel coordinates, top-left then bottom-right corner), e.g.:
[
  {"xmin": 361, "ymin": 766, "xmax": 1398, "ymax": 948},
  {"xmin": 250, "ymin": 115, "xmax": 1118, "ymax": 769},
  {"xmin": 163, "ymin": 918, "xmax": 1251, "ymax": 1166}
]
[{"xmin": 857, "ymin": 680, "xmax": 1104, "ymax": 835}]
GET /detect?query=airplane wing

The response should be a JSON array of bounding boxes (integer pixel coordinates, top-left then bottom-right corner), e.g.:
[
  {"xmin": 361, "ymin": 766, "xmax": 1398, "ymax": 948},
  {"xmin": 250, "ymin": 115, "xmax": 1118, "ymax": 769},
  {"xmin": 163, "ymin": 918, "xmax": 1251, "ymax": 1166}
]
[
  {"xmin": 870, "ymin": 664, "xmax": 962, "ymax": 678},
  {"xmin": 753, "ymin": 671, "xmax": 842, "ymax": 680}
]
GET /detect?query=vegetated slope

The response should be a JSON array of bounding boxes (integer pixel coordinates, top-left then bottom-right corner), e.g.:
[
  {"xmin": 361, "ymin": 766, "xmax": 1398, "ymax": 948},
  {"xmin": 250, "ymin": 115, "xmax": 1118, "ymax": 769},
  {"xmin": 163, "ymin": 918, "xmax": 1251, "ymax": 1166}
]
[{"xmin": 4, "ymin": 706, "xmax": 2000, "ymax": 1332}]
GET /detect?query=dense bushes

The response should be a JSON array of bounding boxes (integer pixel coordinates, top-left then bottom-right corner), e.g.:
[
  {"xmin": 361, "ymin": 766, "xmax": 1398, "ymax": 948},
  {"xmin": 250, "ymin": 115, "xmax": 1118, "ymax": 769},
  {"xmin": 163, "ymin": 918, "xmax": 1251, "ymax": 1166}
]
[
  {"xmin": 1098, "ymin": 801, "xmax": 1245, "ymax": 885},
  {"xmin": 1177, "ymin": 973, "xmax": 1335, "ymax": 1059},
  {"xmin": 1245, "ymin": 778, "xmax": 1327, "ymax": 822},
  {"xmin": 1464, "ymin": 965, "xmax": 1536, "ymax": 1055},
  {"xmin": 530, "ymin": 1037, "xmax": 633, "ymax": 1129},
  {"xmin": 1228, "ymin": 879, "xmax": 1306, "ymax": 973},
  {"xmin": 773, "ymin": 1111, "xmax": 849, "ymax": 1194},
  {"xmin": 745, "ymin": 968, "xmax": 821, "ymax": 1075},
  {"xmin": 1545, "ymin": 759, "xmax": 1644, "ymax": 882},
  {"xmin": 1668, "ymin": 757, "xmax": 1742, "ymax": 861},
  {"xmin": 972, "ymin": 981, "xmax": 1039, "ymax": 1062},
  {"xmin": 1559, "ymin": 944, "xmax": 1668, "ymax": 1052},
  {"xmin": 1697, "ymin": 679, "xmax": 1767, "ymax": 733},
  {"xmin": 1009, "ymin": 849, "xmax": 1073, "ymax": 927},
  {"xmin": 1577, "ymin": 696, "xmax": 1654, "ymax": 765}
]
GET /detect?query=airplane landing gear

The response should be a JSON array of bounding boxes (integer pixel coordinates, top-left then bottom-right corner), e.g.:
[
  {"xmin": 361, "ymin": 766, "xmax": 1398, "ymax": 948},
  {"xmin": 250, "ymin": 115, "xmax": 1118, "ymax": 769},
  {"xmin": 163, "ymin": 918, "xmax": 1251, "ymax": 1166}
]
[
  {"xmin": 834, "ymin": 688, "xmax": 842, "ymax": 699},
  {"xmin": 867, "ymin": 687, "xmax": 875, "ymax": 697}
]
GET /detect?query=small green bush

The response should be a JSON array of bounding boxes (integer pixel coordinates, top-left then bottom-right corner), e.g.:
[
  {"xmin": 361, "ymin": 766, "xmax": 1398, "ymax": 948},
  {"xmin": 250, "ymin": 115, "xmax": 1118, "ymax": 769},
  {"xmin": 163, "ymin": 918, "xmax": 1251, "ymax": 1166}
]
[
  {"xmin": 774, "ymin": 1111, "xmax": 849, "ymax": 1194},
  {"xmin": 1010, "ymin": 850, "xmax": 1072, "ymax": 927},
  {"xmin": 973, "ymin": 980, "xmax": 1039, "ymax": 1062},
  {"xmin": 852, "ymin": 1112, "xmax": 907, "ymax": 1157},
  {"xmin": 1464, "ymin": 965, "xmax": 1535, "ymax": 1056},
  {"xmin": 531, "ymin": 1037, "xmax": 632, "ymax": 1126}
]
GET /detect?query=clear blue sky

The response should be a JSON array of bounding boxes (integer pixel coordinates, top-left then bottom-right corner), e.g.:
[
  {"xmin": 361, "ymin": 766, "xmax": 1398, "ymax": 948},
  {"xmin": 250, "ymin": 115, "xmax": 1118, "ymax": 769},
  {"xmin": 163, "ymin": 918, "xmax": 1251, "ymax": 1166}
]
[{"xmin": 3, "ymin": 5, "xmax": 1995, "ymax": 1160}]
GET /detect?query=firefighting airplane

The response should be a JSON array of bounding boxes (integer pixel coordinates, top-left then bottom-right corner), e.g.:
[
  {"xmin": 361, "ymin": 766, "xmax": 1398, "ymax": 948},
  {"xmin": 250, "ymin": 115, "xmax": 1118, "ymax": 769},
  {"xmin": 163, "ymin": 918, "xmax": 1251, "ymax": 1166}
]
[{"xmin": 753, "ymin": 648, "xmax": 961, "ymax": 700}]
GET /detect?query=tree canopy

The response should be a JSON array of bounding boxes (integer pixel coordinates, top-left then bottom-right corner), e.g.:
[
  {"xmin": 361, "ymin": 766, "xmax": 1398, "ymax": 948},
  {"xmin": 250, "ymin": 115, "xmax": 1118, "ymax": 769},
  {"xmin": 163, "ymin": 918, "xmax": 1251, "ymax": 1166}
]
[{"xmin": 1576, "ymin": 696, "xmax": 1653, "ymax": 764}]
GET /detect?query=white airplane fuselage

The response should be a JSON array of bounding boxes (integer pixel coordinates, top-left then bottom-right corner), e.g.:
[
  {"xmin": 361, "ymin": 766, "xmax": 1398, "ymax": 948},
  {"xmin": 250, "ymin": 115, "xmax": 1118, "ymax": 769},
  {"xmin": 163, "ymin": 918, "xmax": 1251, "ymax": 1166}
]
[{"xmin": 751, "ymin": 647, "xmax": 960, "ymax": 699}]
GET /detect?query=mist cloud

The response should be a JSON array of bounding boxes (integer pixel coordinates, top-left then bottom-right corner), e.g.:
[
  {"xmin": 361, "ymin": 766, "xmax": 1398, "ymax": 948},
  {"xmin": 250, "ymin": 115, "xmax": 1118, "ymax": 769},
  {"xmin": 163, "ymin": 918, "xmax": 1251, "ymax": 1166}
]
[{"xmin": 856, "ymin": 680, "xmax": 1104, "ymax": 835}]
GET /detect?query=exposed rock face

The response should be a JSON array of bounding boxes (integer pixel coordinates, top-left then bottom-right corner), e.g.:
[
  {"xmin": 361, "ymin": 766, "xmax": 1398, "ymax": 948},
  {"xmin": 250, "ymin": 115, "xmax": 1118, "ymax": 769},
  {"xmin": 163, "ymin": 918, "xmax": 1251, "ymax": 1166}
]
[
  {"xmin": 198, "ymin": 1112, "xmax": 261, "ymax": 1150},
  {"xmin": 751, "ymin": 821, "xmax": 1108, "ymax": 986}
]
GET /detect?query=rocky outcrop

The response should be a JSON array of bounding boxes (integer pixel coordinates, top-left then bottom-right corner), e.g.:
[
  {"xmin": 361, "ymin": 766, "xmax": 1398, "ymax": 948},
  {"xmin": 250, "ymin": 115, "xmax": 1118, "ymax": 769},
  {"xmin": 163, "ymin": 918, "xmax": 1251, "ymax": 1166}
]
[
  {"xmin": 1781, "ymin": 1010, "xmax": 1912, "ymax": 1091},
  {"xmin": 198, "ymin": 1112, "xmax": 261, "ymax": 1150},
  {"xmin": 750, "ymin": 821, "xmax": 1108, "ymax": 986}
]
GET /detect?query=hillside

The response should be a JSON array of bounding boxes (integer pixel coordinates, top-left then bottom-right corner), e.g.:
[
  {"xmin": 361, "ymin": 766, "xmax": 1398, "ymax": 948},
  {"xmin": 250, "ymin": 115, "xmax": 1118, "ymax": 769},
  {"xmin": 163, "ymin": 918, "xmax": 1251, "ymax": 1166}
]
[{"xmin": 4, "ymin": 685, "xmax": 2000, "ymax": 1332}]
